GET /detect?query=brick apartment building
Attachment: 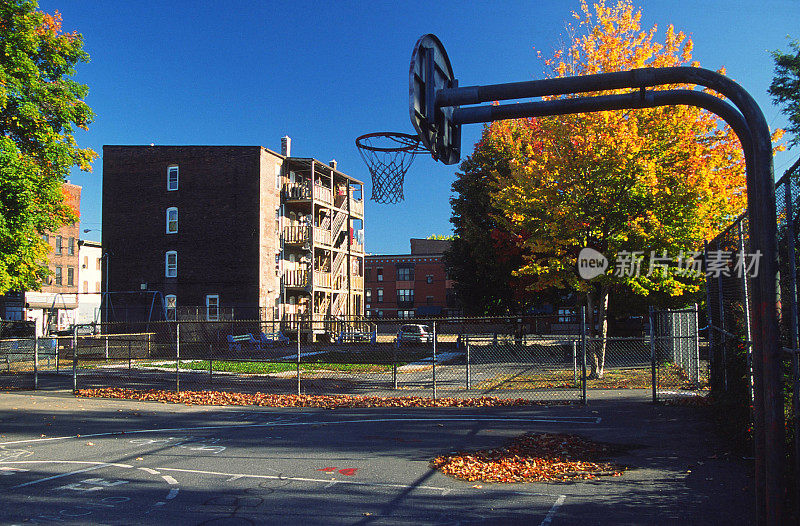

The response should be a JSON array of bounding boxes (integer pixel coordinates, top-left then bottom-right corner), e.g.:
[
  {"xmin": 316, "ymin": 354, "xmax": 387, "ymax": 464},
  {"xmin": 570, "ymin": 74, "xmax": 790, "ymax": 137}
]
[
  {"xmin": 102, "ymin": 141, "xmax": 365, "ymax": 326},
  {"xmin": 0, "ymin": 183, "xmax": 82, "ymax": 335},
  {"xmin": 364, "ymin": 238, "xmax": 460, "ymax": 318}
]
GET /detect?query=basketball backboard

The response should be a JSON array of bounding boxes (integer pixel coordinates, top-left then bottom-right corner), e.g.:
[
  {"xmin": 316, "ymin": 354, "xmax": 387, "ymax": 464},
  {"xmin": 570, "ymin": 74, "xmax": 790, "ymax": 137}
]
[{"xmin": 409, "ymin": 34, "xmax": 461, "ymax": 165}]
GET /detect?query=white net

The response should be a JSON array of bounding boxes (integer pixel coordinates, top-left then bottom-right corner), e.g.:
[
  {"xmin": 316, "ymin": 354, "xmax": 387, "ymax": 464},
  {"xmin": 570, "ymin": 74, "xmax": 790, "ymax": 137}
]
[{"xmin": 356, "ymin": 133, "xmax": 427, "ymax": 204}]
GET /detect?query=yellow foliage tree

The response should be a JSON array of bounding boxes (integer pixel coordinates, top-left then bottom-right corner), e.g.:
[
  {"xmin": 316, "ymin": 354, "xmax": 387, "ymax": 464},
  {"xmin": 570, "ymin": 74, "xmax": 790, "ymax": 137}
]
[{"xmin": 487, "ymin": 0, "xmax": 782, "ymax": 377}]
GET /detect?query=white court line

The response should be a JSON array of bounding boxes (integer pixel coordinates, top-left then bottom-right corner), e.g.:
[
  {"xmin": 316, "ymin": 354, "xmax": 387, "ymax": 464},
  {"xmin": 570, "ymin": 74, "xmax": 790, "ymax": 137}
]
[
  {"xmin": 10, "ymin": 464, "xmax": 108, "ymax": 489},
  {"xmin": 161, "ymin": 475, "xmax": 178, "ymax": 485},
  {"xmin": 539, "ymin": 494, "xmax": 567, "ymax": 526},
  {"xmin": 0, "ymin": 416, "xmax": 600, "ymax": 446},
  {"xmin": 154, "ymin": 466, "xmax": 560, "ymax": 498}
]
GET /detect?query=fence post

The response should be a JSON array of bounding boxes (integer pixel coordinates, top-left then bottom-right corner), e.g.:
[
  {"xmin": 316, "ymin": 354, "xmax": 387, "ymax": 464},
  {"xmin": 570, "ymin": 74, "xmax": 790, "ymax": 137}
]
[
  {"xmin": 432, "ymin": 321, "xmax": 437, "ymax": 400},
  {"xmin": 572, "ymin": 340, "xmax": 578, "ymax": 386},
  {"xmin": 693, "ymin": 304, "xmax": 701, "ymax": 386},
  {"xmin": 175, "ymin": 323, "xmax": 180, "ymax": 393},
  {"xmin": 465, "ymin": 343, "xmax": 471, "ymax": 389},
  {"xmin": 393, "ymin": 338, "xmax": 398, "ymax": 390},
  {"xmin": 738, "ymin": 219, "xmax": 755, "ymax": 400},
  {"xmin": 209, "ymin": 344, "xmax": 213, "ymax": 384},
  {"xmin": 649, "ymin": 306, "xmax": 657, "ymax": 403},
  {"xmin": 580, "ymin": 307, "xmax": 587, "ymax": 405},
  {"xmin": 147, "ymin": 333, "xmax": 151, "ymax": 359},
  {"xmin": 33, "ymin": 333, "xmax": 38, "ymax": 390},
  {"xmin": 72, "ymin": 325, "xmax": 77, "ymax": 392},
  {"xmin": 127, "ymin": 340, "xmax": 132, "ymax": 371},
  {"xmin": 296, "ymin": 318, "xmax": 301, "ymax": 396},
  {"xmin": 703, "ymin": 240, "xmax": 717, "ymax": 391},
  {"xmin": 104, "ymin": 334, "xmax": 109, "ymax": 360}
]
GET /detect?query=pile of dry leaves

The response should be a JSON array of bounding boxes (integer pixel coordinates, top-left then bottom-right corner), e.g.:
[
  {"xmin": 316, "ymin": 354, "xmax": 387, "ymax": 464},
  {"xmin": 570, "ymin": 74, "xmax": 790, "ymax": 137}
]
[
  {"xmin": 431, "ymin": 432, "xmax": 626, "ymax": 483},
  {"xmin": 75, "ymin": 388, "xmax": 552, "ymax": 408}
]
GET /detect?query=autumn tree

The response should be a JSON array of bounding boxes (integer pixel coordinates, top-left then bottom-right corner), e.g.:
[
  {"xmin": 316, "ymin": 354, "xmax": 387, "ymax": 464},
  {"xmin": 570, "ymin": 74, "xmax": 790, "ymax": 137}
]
[
  {"xmin": 770, "ymin": 39, "xmax": 800, "ymax": 149},
  {"xmin": 0, "ymin": 0, "xmax": 96, "ymax": 296},
  {"xmin": 482, "ymin": 0, "xmax": 783, "ymax": 377}
]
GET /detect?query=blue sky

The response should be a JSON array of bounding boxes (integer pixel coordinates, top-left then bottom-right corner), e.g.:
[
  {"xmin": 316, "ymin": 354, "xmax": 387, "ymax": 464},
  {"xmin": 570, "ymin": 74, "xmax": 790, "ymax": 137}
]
[{"xmin": 41, "ymin": 0, "xmax": 799, "ymax": 254}]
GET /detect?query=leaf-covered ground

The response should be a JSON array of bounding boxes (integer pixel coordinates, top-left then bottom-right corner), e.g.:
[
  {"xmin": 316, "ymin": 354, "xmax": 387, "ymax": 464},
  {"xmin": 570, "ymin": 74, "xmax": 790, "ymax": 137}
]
[
  {"xmin": 75, "ymin": 388, "xmax": 557, "ymax": 408},
  {"xmin": 431, "ymin": 432, "xmax": 626, "ymax": 483},
  {"xmin": 478, "ymin": 365, "xmax": 709, "ymax": 390}
]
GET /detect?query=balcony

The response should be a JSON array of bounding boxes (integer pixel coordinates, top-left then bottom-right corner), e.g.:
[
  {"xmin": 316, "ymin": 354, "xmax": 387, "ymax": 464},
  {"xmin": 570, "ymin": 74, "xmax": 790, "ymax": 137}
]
[
  {"xmin": 313, "ymin": 184, "xmax": 332, "ymax": 205},
  {"xmin": 283, "ymin": 225, "xmax": 310, "ymax": 244},
  {"xmin": 283, "ymin": 182, "xmax": 310, "ymax": 200},
  {"xmin": 314, "ymin": 271, "xmax": 332, "ymax": 289},
  {"xmin": 284, "ymin": 269, "xmax": 310, "ymax": 288},
  {"xmin": 313, "ymin": 228, "xmax": 332, "ymax": 247},
  {"xmin": 350, "ymin": 241, "xmax": 364, "ymax": 254},
  {"xmin": 350, "ymin": 198, "xmax": 364, "ymax": 217},
  {"xmin": 351, "ymin": 275, "xmax": 364, "ymax": 290}
]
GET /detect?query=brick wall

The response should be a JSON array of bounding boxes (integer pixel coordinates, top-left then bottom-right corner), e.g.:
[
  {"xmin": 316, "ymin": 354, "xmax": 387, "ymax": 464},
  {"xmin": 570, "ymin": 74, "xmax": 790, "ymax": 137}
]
[{"xmin": 102, "ymin": 146, "xmax": 270, "ymax": 315}]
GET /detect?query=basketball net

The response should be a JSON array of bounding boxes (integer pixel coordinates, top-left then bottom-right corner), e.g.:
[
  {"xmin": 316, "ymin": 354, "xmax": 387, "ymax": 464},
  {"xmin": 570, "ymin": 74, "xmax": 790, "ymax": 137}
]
[{"xmin": 356, "ymin": 132, "xmax": 428, "ymax": 204}]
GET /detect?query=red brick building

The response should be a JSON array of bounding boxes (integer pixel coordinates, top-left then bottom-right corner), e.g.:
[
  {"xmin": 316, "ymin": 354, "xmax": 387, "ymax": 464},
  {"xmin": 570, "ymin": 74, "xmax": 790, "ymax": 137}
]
[
  {"xmin": 0, "ymin": 183, "xmax": 82, "ymax": 335},
  {"xmin": 102, "ymin": 143, "xmax": 365, "ymax": 324},
  {"xmin": 364, "ymin": 239, "xmax": 460, "ymax": 318}
]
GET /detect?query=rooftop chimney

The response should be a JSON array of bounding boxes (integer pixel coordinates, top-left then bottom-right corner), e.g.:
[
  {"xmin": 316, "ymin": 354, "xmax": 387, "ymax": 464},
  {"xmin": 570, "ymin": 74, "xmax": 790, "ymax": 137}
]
[
  {"xmin": 329, "ymin": 159, "xmax": 337, "ymax": 170},
  {"xmin": 281, "ymin": 136, "xmax": 291, "ymax": 157}
]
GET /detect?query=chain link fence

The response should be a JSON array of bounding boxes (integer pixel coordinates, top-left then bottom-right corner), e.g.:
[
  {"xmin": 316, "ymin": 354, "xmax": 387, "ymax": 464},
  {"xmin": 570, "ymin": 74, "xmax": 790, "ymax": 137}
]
[
  {"xmin": 1, "ymin": 312, "xmax": 706, "ymax": 404},
  {"xmin": 705, "ymin": 157, "xmax": 800, "ymax": 519}
]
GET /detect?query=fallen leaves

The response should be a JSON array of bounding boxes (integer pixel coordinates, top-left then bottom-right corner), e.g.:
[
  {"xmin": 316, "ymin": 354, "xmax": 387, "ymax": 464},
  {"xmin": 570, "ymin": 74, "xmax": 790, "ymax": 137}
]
[
  {"xmin": 431, "ymin": 433, "xmax": 626, "ymax": 483},
  {"xmin": 74, "ymin": 388, "xmax": 551, "ymax": 409}
]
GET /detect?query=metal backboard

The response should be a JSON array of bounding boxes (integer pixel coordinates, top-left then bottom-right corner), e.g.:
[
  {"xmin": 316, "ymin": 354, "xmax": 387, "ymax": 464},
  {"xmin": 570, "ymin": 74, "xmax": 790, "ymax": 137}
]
[{"xmin": 409, "ymin": 34, "xmax": 461, "ymax": 165}]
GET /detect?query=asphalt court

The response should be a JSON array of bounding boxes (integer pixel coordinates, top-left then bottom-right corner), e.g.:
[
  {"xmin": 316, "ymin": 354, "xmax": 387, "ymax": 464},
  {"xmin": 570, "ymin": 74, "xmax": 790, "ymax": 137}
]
[{"xmin": 0, "ymin": 392, "xmax": 755, "ymax": 525}]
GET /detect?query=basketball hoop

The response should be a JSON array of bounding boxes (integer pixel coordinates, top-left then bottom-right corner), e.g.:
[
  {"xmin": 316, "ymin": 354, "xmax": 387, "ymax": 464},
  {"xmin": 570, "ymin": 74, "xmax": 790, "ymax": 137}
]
[{"xmin": 355, "ymin": 132, "xmax": 428, "ymax": 204}]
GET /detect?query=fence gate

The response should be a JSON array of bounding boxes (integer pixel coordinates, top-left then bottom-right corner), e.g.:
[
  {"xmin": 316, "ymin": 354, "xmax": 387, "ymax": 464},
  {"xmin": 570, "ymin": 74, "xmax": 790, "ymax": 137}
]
[{"xmin": 652, "ymin": 306, "xmax": 705, "ymax": 402}]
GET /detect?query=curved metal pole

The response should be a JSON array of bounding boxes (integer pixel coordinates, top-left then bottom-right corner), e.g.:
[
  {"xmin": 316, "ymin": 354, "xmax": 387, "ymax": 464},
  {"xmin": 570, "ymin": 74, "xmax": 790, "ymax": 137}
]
[{"xmin": 441, "ymin": 67, "xmax": 780, "ymax": 524}]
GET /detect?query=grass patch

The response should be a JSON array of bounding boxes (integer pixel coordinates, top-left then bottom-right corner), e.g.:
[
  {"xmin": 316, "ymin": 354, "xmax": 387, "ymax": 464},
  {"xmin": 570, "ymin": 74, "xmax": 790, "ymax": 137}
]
[{"xmin": 140, "ymin": 360, "xmax": 394, "ymax": 374}]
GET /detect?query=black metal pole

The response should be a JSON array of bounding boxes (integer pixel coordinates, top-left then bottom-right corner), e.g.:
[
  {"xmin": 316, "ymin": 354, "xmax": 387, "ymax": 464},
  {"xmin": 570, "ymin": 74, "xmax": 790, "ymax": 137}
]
[
  {"xmin": 438, "ymin": 68, "xmax": 780, "ymax": 523},
  {"xmin": 650, "ymin": 306, "xmax": 657, "ymax": 403}
]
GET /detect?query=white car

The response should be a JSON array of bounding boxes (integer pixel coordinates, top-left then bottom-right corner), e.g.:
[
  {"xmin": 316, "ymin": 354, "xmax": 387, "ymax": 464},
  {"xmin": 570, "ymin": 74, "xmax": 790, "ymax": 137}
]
[{"xmin": 397, "ymin": 324, "xmax": 433, "ymax": 343}]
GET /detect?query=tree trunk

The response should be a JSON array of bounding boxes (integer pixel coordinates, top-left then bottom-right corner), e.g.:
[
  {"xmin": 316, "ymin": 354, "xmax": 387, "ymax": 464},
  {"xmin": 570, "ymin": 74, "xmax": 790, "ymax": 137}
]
[{"xmin": 587, "ymin": 285, "xmax": 610, "ymax": 379}]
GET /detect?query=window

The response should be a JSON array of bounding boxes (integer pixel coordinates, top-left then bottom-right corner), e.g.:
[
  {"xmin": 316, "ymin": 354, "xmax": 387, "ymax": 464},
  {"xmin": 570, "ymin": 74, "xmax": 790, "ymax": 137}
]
[
  {"xmin": 42, "ymin": 233, "xmax": 49, "ymax": 243},
  {"xmin": 365, "ymin": 289, "xmax": 372, "ymax": 303},
  {"xmin": 377, "ymin": 267, "xmax": 383, "ymax": 282},
  {"xmin": 67, "ymin": 267, "xmax": 74, "ymax": 286},
  {"xmin": 397, "ymin": 289, "xmax": 414, "ymax": 303},
  {"xmin": 398, "ymin": 310, "xmax": 414, "ymax": 319},
  {"xmin": 166, "ymin": 207, "xmax": 178, "ymax": 233},
  {"xmin": 426, "ymin": 295, "xmax": 434, "ymax": 304},
  {"xmin": 55, "ymin": 235, "xmax": 62, "ymax": 254},
  {"xmin": 365, "ymin": 267, "xmax": 371, "ymax": 281},
  {"xmin": 95, "ymin": 282, "xmax": 101, "ymax": 293},
  {"xmin": 165, "ymin": 251, "xmax": 177, "ymax": 277},
  {"xmin": 206, "ymin": 294, "xmax": 219, "ymax": 321},
  {"xmin": 165, "ymin": 295, "xmax": 177, "ymax": 321},
  {"xmin": 558, "ymin": 308, "xmax": 573, "ymax": 323},
  {"xmin": 426, "ymin": 274, "xmax": 434, "ymax": 284},
  {"xmin": 377, "ymin": 288, "xmax": 383, "ymax": 303},
  {"xmin": 167, "ymin": 165, "xmax": 179, "ymax": 191},
  {"xmin": 275, "ymin": 164, "xmax": 282, "ymax": 190},
  {"xmin": 54, "ymin": 266, "xmax": 62, "ymax": 285},
  {"xmin": 96, "ymin": 257, "xmax": 101, "ymax": 270},
  {"xmin": 377, "ymin": 310, "xmax": 384, "ymax": 318},
  {"xmin": 83, "ymin": 256, "xmax": 88, "ymax": 268},
  {"xmin": 68, "ymin": 237, "xmax": 75, "ymax": 255},
  {"xmin": 397, "ymin": 267, "xmax": 414, "ymax": 281},
  {"xmin": 83, "ymin": 281, "xmax": 89, "ymax": 293}
]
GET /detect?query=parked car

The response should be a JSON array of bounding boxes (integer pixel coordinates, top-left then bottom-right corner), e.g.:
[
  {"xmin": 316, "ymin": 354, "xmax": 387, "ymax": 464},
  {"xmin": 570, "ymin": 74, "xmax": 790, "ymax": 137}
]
[{"xmin": 397, "ymin": 324, "xmax": 433, "ymax": 343}]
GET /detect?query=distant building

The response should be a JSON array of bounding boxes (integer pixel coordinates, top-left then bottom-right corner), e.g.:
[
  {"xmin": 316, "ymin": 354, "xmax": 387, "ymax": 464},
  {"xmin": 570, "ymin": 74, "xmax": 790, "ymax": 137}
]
[
  {"xmin": 77, "ymin": 239, "xmax": 103, "ymax": 324},
  {"xmin": 0, "ymin": 183, "xmax": 82, "ymax": 335},
  {"xmin": 101, "ymin": 141, "xmax": 365, "ymax": 330},
  {"xmin": 364, "ymin": 238, "xmax": 460, "ymax": 318}
]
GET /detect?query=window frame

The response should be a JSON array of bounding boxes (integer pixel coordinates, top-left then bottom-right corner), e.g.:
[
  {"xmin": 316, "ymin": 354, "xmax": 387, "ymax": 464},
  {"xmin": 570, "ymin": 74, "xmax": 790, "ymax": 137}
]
[
  {"xmin": 67, "ymin": 237, "xmax": 75, "ymax": 256},
  {"xmin": 165, "ymin": 294, "xmax": 177, "ymax": 321},
  {"xmin": 397, "ymin": 267, "xmax": 414, "ymax": 281},
  {"xmin": 54, "ymin": 266, "xmax": 63, "ymax": 285},
  {"xmin": 165, "ymin": 251, "xmax": 178, "ymax": 278},
  {"xmin": 166, "ymin": 207, "xmax": 178, "ymax": 234},
  {"xmin": 167, "ymin": 165, "xmax": 179, "ymax": 191},
  {"xmin": 55, "ymin": 235, "xmax": 62, "ymax": 255},
  {"xmin": 206, "ymin": 294, "xmax": 219, "ymax": 321},
  {"xmin": 67, "ymin": 266, "xmax": 74, "ymax": 286},
  {"xmin": 377, "ymin": 288, "xmax": 383, "ymax": 303}
]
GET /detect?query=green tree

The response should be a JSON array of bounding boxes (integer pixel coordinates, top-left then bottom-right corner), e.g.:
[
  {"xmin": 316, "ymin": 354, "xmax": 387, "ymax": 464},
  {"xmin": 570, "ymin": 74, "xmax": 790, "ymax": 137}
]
[
  {"xmin": 769, "ymin": 39, "xmax": 800, "ymax": 149},
  {"xmin": 0, "ymin": 1, "xmax": 96, "ymax": 295},
  {"xmin": 445, "ymin": 125, "xmax": 535, "ymax": 316}
]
